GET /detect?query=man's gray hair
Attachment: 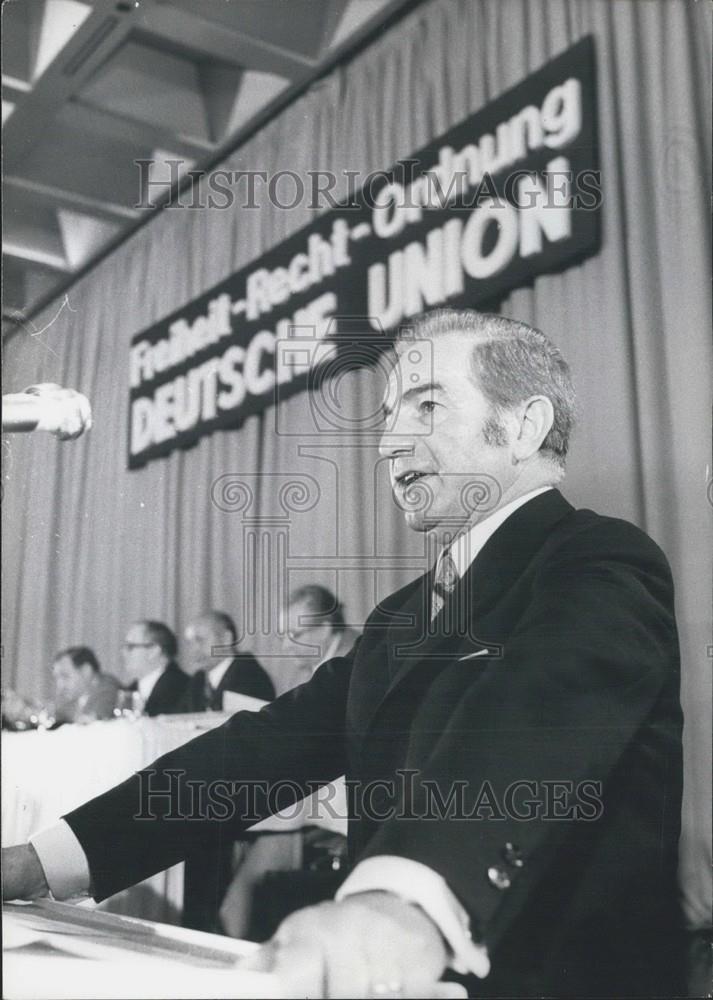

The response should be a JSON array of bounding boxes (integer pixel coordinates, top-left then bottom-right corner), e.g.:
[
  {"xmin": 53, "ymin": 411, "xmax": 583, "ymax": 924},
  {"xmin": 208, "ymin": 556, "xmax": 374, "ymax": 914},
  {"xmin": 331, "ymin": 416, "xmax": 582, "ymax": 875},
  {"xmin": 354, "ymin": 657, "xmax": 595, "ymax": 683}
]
[{"xmin": 397, "ymin": 309, "xmax": 576, "ymax": 466}]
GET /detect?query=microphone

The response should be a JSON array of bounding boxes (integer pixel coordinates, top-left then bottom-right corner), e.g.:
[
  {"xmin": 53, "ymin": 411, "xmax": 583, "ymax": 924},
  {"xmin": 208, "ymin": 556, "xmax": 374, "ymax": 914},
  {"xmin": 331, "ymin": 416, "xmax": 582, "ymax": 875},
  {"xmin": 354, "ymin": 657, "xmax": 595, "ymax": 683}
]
[{"xmin": 2, "ymin": 383, "xmax": 92, "ymax": 440}]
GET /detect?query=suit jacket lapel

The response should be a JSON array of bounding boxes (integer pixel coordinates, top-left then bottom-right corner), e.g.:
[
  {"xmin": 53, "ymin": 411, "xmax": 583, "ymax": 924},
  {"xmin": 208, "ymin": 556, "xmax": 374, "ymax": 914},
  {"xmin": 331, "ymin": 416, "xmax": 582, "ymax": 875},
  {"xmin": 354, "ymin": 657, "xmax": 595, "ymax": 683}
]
[
  {"xmin": 144, "ymin": 669, "xmax": 164, "ymax": 715},
  {"xmin": 217, "ymin": 660, "xmax": 236, "ymax": 696},
  {"xmin": 353, "ymin": 570, "xmax": 442, "ymax": 731},
  {"xmin": 386, "ymin": 573, "xmax": 433, "ymax": 677},
  {"xmin": 347, "ymin": 574, "xmax": 427, "ymax": 732},
  {"xmin": 363, "ymin": 489, "xmax": 574, "ymax": 731}
]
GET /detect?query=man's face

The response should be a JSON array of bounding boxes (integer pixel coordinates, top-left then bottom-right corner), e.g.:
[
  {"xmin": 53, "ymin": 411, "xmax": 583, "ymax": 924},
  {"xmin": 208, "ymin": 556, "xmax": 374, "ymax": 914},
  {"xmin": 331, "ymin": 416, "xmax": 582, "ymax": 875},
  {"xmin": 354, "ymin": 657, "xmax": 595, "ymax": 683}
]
[
  {"xmin": 52, "ymin": 656, "xmax": 91, "ymax": 703},
  {"xmin": 184, "ymin": 619, "xmax": 230, "ymax": 673},
  {"xmin": 121, "ymin": 623, "xmax": 161, "ymax": 681},
  {"xmin": 280, "ymin": 601, "xmax": 329, "ymax": 672},
  {"xmin": 380, "ymin": 332, "xmax": 516, "ymax": 535}
]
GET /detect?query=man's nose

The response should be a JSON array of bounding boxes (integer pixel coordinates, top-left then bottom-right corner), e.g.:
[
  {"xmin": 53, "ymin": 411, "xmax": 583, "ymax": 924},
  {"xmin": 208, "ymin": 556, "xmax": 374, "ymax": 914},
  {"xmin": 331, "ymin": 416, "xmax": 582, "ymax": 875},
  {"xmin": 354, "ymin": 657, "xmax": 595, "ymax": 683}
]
[{"xmin": 378, "ymin": 426, "xmax": 415, "ymax": 459}]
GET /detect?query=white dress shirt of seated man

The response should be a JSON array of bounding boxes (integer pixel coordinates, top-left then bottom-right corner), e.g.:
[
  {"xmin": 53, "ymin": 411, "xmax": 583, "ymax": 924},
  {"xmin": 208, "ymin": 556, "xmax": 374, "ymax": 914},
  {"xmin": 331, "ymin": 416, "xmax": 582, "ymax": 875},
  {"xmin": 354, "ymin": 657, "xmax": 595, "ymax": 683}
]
[{"xmin": 121, "ymin": 620, "xmax": 180, "ymax": 711}]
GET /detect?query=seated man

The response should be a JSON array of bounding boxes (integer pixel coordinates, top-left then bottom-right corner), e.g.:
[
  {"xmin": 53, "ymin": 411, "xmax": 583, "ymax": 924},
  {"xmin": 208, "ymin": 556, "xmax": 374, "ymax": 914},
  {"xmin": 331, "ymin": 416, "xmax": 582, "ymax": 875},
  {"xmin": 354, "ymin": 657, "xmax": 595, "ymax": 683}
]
[
  {"xmin": 276, "ymin": 585, "xmax": 361, "ymax": 696},
  {"xmin": 181, "ymin": 610, "xmax": 274, "ymax": 711},
  {"xmin": 122, "ymin": 620, "xmax": 189, "ymax": 716},
  {"xmin": 52, "ymin": 646, "xmax": 119, "ymax": 725}
]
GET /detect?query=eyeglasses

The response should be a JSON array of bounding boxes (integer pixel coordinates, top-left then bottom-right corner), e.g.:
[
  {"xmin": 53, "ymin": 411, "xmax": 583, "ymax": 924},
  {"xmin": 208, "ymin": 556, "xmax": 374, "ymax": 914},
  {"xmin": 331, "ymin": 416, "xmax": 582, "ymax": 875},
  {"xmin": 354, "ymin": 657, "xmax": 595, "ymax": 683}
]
[
  {"xmin": 122, "ymin": 641, "xmax": 157, "ymax": 651},
  {"xmin": 285, "ymin": 625, "xmax": 321, "ymax": 643}
]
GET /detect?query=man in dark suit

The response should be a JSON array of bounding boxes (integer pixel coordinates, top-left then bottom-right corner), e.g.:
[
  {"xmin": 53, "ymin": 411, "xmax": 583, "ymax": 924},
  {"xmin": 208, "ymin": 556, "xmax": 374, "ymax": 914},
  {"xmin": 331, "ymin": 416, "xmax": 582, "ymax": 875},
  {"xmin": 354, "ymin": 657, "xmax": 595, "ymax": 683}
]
[
  {"xmin": 4, "ymin": 310, "xmax": 684, "ymax": 998},
  {"xmin": 181, "ymin": 610, "xmax": 274, "ymax": 711},
  {"xmin": 52, "ymin": 646, "xmax": 120, "ymax": 724},
  {"xmin": 275, "ymin": 584, "xmax": 361, "ymax": 696},
  {"xmin": 122, "ymin": 620, "xmax": 189, "ymax": 716}
]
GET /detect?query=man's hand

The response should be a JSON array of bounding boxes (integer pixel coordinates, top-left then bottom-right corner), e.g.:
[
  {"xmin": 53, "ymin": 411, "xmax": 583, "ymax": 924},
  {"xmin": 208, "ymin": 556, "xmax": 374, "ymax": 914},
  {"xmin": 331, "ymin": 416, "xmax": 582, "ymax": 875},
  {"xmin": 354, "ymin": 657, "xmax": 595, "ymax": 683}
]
[
  {"xmin": 2, "ymin": 844, "xmax": 50, "ymax": 900},
  {"xmin": 240, "ymin": 891, "xmax": 466, "ymax": 999}
]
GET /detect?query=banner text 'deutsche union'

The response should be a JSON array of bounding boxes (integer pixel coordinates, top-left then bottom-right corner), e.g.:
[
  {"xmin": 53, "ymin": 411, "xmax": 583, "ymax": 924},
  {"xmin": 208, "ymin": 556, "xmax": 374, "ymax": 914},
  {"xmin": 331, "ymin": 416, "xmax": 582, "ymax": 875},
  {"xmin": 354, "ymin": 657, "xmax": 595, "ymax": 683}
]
[{"xmin": 128, "ymin": 37, "xmax": 599, "ymax": 469}]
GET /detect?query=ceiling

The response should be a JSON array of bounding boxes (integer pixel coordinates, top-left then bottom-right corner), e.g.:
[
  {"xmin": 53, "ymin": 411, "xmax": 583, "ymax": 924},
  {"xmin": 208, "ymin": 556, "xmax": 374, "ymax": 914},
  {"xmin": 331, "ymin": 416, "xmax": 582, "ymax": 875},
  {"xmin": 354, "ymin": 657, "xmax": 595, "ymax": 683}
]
[{"xmin": 2, "ymin": 0, "xmax": 411, "ymax": 331}]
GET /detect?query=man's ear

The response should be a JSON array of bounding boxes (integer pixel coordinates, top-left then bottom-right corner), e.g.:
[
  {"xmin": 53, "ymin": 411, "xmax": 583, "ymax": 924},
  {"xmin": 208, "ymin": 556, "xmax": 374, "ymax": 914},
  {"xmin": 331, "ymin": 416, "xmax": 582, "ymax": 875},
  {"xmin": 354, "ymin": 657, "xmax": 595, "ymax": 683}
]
[{"xmin": 512, "ymin": 396, "xmax": 555, "ymax": 461}]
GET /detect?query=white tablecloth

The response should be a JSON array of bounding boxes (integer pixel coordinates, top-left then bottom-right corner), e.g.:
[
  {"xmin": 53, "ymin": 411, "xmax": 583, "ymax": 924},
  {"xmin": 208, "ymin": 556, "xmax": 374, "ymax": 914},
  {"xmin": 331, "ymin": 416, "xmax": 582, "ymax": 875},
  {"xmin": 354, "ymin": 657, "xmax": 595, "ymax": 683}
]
[{"xmin": 2, "ymin": 710, "xmax": 346, "ymax": 920}]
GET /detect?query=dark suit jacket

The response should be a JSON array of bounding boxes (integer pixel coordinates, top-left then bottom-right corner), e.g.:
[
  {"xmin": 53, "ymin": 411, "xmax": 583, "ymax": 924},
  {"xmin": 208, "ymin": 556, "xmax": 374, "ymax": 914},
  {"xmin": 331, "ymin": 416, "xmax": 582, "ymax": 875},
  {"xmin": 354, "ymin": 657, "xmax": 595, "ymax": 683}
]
[
  {"xmin": 180, "ymin": 654, "xmax": 275, "ymax": 712},
  {"xmin": 65, "ymin": 492, "xmax": 684, "ymax": 997},
  {"xmin": 142, "ymin": 662, "xmax": 190, "ymax": 717}
]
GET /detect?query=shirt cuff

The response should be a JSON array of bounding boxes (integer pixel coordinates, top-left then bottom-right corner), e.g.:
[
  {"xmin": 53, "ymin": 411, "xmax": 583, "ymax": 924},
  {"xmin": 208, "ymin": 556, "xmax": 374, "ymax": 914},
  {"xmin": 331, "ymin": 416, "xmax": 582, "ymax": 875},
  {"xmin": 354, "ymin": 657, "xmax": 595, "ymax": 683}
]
[
  {"xmin": 29, "ymin": 821, "xmax": 92, "ymax": 901},
  {"xmin": 335, "ymin": 854, "xmax": 490, "ymax": 978}
]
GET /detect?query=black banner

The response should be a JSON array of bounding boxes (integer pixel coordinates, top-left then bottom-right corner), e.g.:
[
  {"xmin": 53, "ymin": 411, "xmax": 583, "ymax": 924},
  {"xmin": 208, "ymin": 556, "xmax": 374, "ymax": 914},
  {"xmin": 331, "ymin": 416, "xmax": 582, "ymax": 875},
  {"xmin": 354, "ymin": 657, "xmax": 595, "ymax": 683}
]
[{"xmin": 128, "ymin": 36, "xmax": 599, "ymax": 468}]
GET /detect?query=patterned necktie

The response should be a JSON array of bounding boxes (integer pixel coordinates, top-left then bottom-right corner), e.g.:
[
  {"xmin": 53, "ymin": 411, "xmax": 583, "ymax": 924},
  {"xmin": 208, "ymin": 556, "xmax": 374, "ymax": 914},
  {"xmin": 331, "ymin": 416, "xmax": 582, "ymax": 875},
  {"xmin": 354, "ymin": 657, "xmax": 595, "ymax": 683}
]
[{"xmin": 431, "ymin": 548, "xmax": 458, "ymax": 622}]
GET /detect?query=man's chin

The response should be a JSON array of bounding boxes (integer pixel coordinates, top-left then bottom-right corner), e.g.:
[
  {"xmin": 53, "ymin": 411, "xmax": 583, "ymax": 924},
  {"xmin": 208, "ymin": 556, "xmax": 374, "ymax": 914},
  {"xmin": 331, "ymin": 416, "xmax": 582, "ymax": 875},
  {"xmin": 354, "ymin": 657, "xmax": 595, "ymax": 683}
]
[
  {"xmin": 403, "ymin": 510, "xmax": 434, "ymax": 532},
  {"xmin": 403, "ymin": 509, "xmax": 472, "ymax": 539}
]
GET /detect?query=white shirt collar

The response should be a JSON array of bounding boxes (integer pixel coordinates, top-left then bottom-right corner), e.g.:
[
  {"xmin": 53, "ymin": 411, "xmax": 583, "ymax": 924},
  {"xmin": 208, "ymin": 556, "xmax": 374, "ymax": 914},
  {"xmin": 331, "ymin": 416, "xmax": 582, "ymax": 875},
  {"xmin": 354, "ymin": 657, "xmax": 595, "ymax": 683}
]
[
  {"xmin": 207, "ymin": 657, "xmax": 233, "ymax": 689},
  {"xmin": 437, "ymin": 487, "xmax": 554, "ymax": 579},
  {"xmin": 137, "ymin": 665, "xmax": 164, "ymax": 702}
]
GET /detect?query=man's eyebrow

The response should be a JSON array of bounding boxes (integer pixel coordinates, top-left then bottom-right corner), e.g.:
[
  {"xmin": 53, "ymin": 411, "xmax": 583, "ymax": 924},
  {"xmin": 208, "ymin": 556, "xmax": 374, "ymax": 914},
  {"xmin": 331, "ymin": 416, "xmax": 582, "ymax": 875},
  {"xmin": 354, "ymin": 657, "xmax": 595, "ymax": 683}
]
[{"xmin": 381, "ymin": 382, "xmax": 445, "ymax": 418}]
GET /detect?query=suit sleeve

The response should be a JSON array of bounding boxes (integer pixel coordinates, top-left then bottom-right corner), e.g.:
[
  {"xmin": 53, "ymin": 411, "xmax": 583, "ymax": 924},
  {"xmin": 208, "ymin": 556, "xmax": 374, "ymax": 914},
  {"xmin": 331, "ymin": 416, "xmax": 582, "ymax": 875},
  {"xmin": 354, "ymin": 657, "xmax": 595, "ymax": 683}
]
[
  {"xmin": 91, "ymin": 677, "xmax": 120, "ymax": 721},
  {"xmin": 356, "ymin": 520, "xmax": 681, "ymax": 949},
  {"xmin": 231, "ymin": 654, "xmax": 275, "ymax": 701},
  {"xmin": 63, "ymin": 648, "xmax": 356, "ymax": 900}
]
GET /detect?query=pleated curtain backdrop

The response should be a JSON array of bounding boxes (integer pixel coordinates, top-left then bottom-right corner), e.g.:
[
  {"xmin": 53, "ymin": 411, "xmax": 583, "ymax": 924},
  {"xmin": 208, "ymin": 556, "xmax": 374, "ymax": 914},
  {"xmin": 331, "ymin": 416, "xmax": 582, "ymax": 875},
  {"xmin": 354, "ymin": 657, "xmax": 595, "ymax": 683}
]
[{"xmin": 2, "ymin": 0, "xmax": 710, "ymax": 926}]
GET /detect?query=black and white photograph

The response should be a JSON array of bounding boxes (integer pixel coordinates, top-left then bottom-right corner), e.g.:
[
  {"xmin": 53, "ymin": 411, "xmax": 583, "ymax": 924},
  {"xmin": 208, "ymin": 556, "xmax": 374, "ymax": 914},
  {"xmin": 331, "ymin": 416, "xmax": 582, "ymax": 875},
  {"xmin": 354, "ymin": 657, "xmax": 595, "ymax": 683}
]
[{"xmin": 1, "ymin": 1, "xmax": 711, "ymax": 997}]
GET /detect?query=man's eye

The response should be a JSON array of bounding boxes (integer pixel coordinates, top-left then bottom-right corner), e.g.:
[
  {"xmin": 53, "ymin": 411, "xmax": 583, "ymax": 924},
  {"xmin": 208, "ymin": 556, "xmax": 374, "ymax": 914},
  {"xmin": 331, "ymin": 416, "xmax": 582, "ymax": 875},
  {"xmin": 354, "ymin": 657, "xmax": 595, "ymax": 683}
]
[{"xmin": 419, "ymin": 399, "xmax": 437, "ymax": 414}]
